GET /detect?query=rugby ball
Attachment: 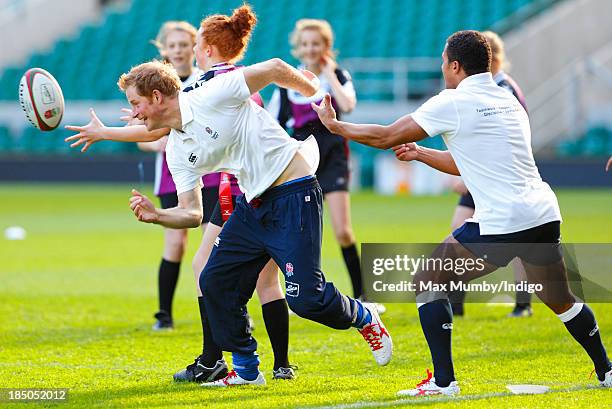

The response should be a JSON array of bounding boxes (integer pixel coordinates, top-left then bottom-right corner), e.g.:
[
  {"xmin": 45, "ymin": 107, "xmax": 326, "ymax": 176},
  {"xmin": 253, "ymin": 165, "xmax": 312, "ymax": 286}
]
[{"xmin": 18, "ymin": 68, "xmax": 64, "ymax": 131}]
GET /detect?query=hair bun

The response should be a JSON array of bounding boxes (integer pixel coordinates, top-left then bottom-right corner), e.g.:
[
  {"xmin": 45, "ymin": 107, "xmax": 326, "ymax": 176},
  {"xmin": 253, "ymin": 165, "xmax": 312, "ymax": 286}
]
[{"xmin": 230, "ymin": 5, "xmax": 257, "ymax": 38}]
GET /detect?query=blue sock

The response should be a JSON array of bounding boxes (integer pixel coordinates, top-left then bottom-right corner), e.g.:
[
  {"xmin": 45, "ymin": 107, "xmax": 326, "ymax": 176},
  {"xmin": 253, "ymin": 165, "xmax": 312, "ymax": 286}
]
[
  {"xmin": 351, "ymin": 299, "xmax": 372, "ymax": 329},
  {"xmin": 418, "ymin": 300, "xmax": 455, "ymax": 387},
  {"xmin": 232, "ymin": 351, "xmax": 260, "ymax": 381}
]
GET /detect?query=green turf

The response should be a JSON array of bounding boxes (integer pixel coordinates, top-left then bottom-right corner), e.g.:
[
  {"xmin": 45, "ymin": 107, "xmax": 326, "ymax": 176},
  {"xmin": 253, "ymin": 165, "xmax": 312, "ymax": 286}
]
[{"xmin": 0, "ymin": 184, "xmax": 611, "ymax": 408}]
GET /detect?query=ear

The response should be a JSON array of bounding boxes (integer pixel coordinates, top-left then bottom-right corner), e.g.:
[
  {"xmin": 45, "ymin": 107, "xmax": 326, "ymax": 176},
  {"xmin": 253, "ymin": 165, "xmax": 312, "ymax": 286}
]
[
  {"xmin": 151, "ymin": 89, "xmax": 163, "ymax": 104},
  {"xmin": 451, "ymin": 60, "xmax": 461, "ymax": 73},
  {"xmin": 205, "ymin": 44, "xmax": 213, "ymax": 57}
]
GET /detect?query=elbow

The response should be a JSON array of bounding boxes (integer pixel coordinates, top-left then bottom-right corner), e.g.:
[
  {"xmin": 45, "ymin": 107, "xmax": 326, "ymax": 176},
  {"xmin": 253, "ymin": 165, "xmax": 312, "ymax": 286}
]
[
  {"xmin": 269, "ymin": 58, "xmax": 285, "ymax": 74},
  {"xmin": 188, "ymin": 210, "xmax": 203, "ymax": 228},
  {"xmin": 342, "ymin": 98, "xmax": 357, "ymax": 114},
  {"xmin": 378, "ymin": 139, "xmax": 395, "ymax": 150},
  {"xmin": 375, "ymin": 128, "xmax": 396, "ymax": 150}
]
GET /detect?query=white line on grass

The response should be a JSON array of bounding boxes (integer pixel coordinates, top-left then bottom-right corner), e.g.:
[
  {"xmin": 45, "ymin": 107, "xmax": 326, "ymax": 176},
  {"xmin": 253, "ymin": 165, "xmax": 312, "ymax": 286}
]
[{"xmin": 299, "ymin": 385, "xmax": 600, "ymax": 409}]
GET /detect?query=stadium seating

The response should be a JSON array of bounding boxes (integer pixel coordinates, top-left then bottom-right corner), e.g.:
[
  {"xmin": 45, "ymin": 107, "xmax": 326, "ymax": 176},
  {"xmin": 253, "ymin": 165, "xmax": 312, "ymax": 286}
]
[
  {"xmin": 0, "ymin": 0, "xmax": 551, "ymax": 154},
  {"xmin": 556, "ymin": 126, "xmax": 612, "ymax": 158}
]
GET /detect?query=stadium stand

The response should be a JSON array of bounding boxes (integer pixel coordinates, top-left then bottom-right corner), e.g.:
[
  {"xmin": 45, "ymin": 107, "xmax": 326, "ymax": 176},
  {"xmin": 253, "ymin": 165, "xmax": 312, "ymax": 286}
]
[
  {"xmin": 0, "ymin": 0, "xmax": 563, "ymax": 157},
  {"xmin": 557, "ymin": 126, "xmax": 612, "ymax": 158}
]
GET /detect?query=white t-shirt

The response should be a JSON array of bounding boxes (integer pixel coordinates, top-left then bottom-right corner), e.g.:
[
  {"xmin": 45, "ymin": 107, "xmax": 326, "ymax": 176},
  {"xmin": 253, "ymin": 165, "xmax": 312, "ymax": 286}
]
[
  {"xmin": 166, "ymin": 69, "xmax": 319, "ymax": 201},
  {"xmin": 411, "ymin": 73, "xmax": 561, "ymax": 235}
]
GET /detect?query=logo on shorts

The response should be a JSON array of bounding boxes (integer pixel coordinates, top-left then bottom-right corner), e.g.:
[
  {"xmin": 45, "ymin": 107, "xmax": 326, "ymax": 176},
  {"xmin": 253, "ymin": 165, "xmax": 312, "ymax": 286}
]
[
  {"xmin": 442, "ymin": 323, "xmax": 453, "ymax": 330},
  {"xmin": 286, "ymin": 281, "xmax": 299, "ymax": 297},
  {"xmin": 214, "ymin": 237, "xmax": 220, "ymax": 247},
  {"xmin": 188, "ymin": 152, "xmax": 198, "ymax": 165},
  {"xmin": 285, "ymin": 262, "xmax": 294, "ymax": 277},
  {"xmin": 590, "ymin": 325, "xmax": 599, "ymax": 337}
]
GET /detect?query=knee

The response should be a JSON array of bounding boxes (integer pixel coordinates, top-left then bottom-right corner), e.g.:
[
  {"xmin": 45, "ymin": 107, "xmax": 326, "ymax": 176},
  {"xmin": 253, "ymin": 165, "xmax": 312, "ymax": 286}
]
[
  {"xmin": 286, "ymin": 297, "xmax": 318, "ymax": 319},
  {"xmin": 166, "ymin": 235, "xmax": 187, "ymax": 260}
]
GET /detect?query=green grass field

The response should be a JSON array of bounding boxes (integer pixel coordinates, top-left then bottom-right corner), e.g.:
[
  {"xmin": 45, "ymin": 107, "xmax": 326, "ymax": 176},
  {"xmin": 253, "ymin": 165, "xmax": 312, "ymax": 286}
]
[{"xmin": 1, "ymin": 184, "xmax": 611, "ymax": 408}]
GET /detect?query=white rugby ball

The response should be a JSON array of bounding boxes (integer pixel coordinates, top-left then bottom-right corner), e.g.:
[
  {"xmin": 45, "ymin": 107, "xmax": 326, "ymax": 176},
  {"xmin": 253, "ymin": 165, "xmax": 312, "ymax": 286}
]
[{"xmin": 18, "ymin": 68, "xmax": 64, "ymax": 131}]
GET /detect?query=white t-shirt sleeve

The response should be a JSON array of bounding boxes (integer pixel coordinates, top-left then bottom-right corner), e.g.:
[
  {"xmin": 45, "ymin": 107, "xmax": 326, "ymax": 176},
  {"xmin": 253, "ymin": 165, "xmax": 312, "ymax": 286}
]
[
  {"xmin": 410, "ymin": 90, "xmax": 458, "ymax": 137},
  {"xmin": 197, "ymin": 69, "xmax": 251, "ymax": 109},
  {"xmin": 166, "ymin": 140, "xmax": 203, "ymax": 195}
]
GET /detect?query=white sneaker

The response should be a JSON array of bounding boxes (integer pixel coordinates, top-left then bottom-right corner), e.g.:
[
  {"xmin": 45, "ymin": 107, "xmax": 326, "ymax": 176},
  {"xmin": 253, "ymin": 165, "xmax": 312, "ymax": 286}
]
[
  {"xmin": 397, "ymin": 369, "xmax": 460, "ymax": 397},
  {"xmin": 362, "ymin": 301, "xmax": 387, "ymax": 315},
  {"xmin": 358, "ymin": 305, "xmax": 392, "ymax": 366},
  {"xmin": 200, "ymin": 370, "xmax": 266, "ymax": 387},
  {"xmin": 600, "ymin": 368, "xmax": 612, "ymax": 387}
]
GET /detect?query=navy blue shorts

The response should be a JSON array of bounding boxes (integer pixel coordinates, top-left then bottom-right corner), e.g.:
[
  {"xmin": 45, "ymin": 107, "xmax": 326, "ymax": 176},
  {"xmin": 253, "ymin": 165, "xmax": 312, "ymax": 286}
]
[
  {"xmin": 458, "ymin": 191, "xmax": 475, "ymax": 209},
  {"xmin": 200, "ymin": 176, "xmax": 356, "ymax": 354},
  {"xmin": 453, "ymin": 221, "xmax": 562, "ymax": 267}
]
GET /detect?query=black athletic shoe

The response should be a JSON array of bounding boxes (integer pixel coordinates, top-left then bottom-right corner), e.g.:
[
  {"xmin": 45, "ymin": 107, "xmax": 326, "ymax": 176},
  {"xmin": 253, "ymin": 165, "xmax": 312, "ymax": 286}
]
[
  {"xmin": 508, "ymin": 305, "xmax": 533, "ymax": 318},
  {"xmin": 152, "ymin": 311, "xmax": 174, "ymax": 331},
  {"xmin": 272, "ymin": 365, "xmax": 298, "ymax": 380},
  {"xmin": 173, "ymin": 356, "xmax": 228, "ymax": 383}
]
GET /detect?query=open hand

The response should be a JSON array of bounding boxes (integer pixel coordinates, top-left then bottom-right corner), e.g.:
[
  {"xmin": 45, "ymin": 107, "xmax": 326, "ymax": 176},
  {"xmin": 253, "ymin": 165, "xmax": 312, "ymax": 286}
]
[
  {"xmin": 120, "ymin": 108, "xmax": 144, "ymax": 126},
  {"xmin": 64, "ymin": 108, "xmax": 105, "ymax": 152},
  {"xmin": 392, "ymin": 143, "xmax": 420, "ymax": 162},
  {"xmin": 129, "ymin": 189, "xmax": 158, "ymax": 223},
  {"xmin": 311, "ymin": 94, "xmax": 337, "ymax": 131}
]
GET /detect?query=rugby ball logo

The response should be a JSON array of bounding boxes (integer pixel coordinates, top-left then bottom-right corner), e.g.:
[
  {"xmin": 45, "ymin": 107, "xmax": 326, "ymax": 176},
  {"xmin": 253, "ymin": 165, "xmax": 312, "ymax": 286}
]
[{"xmin": 18, "ymin": 68, "xmax": 65, "ymax": 131}]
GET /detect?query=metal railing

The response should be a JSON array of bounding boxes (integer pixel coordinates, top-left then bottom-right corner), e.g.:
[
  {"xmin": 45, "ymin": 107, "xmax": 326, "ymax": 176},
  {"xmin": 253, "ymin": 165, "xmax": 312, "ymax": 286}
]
[
  {"xmin": 529, "ymin": 41, "xmax": 612, "ymax": 153},
  {"xmin": 340, "ymin": 57, "xmax": 443, "ymax": 102}
]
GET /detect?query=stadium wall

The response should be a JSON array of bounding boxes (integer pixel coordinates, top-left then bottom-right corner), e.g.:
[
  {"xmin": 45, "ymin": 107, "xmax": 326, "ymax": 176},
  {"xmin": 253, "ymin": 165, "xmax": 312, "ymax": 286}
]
[
  {"xmin": 0, "ymin": 156, "xmax": 609, "ymax": 188},
  {"xmin": 0, "ymin": 0, "xmax": 101, "ymax": 70},
  {"xmin": 503, "ymin": 0, "xmax": 612, "ymax": 150}
]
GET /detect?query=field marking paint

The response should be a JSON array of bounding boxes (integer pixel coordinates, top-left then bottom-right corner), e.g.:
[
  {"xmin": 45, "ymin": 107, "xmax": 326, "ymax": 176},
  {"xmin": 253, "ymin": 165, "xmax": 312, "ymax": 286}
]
[{"xmin": 298, "ymin": 385, "xmax": 599, "ymax": 409}]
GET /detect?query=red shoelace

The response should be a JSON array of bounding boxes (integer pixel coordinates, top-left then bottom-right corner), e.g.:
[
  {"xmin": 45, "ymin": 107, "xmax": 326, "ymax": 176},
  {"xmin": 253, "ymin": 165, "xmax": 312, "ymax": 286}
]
[
  {"xmin": 359, "ymin": 323, "xmax": 388, "ymax": 351},
  {"xmin": 416, "ymin": 369, "xmax": 434, "ymax": 388},
  {"xmin": 222, "ymin": 370, "xmax": 238, "ymax": 385}
]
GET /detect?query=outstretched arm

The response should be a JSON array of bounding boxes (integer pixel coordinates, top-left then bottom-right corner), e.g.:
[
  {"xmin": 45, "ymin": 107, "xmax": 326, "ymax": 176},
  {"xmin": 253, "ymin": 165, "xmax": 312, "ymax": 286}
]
[
  {"xmin": 243, "ymin": 58, "xmax": 318, "ymax": 98},
  {"xmin": 392, "ymin": 143, "xmax": 460, "ymax": 176},
  {"xmin": 64, "ymin": 108, "xmax": 169, "ymax": 152},
  {"xmin": 312, "ymin": 94, "xmax": 428, "ymax": 150},
  {"xmin": 129, "ymin": 187, "xmax": 202, "ymax": 228}
]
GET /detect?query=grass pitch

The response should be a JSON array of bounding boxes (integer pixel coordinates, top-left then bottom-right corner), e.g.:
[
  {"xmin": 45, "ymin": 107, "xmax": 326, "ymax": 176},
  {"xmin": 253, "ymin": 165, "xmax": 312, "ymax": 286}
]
[{"xmin": 0, "ymin": 184, "xmax": 611, "ymax": 408}]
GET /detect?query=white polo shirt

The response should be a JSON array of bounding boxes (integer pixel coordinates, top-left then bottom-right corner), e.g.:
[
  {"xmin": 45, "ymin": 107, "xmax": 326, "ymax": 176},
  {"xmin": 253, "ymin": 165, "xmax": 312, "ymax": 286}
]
[
  {"xmin": 165, "ymin": 69, "xmax": 319, "ymax": 202},
  {"xmin": 411, "ymin": 73, "xmax": 561, "ymax": 235}
]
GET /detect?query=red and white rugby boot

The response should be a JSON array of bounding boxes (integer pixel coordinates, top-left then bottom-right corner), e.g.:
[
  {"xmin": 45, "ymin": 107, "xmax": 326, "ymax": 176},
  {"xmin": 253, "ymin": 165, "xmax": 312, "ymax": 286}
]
[
  {"xmin": 358, "ymin": 306, "xmax": 392, "ymax": 366},
  {"xmin": 200, "ymin": 370, "xmax": 266, "ymax": 387},
  {"xmin": 397, "ymin": 369, "xmax": 460, "ymax": 397}
]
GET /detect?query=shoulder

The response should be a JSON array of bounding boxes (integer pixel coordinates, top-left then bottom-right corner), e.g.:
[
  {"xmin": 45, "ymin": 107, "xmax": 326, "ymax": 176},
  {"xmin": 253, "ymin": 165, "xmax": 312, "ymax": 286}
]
[{"xmin": 425, "ymin": 89, "xmax": 457, "ymax": 105}]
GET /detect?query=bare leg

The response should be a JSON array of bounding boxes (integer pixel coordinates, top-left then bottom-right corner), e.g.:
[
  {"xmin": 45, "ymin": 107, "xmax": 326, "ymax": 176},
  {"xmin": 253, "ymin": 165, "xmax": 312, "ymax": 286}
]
[
  {"xmin": 523, "ymin": 258, "xmax": 611, "ymax": 380},
  {"xmin": 155, "ymin": 227, "xmax": 187, "ymax": 325}
]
